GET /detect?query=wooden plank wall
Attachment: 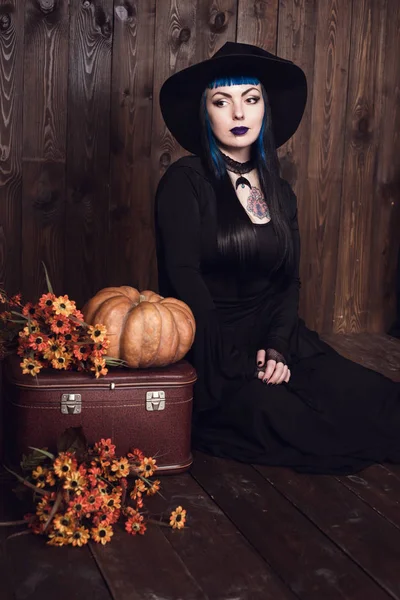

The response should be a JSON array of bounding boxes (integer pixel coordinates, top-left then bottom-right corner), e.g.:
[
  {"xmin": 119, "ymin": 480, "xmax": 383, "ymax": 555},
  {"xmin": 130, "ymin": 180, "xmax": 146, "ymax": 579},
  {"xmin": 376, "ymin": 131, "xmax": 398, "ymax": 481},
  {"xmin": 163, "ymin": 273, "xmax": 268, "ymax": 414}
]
[{"xmin": 0, "ymin": 0, "xmax": 399, "ymax": 333}]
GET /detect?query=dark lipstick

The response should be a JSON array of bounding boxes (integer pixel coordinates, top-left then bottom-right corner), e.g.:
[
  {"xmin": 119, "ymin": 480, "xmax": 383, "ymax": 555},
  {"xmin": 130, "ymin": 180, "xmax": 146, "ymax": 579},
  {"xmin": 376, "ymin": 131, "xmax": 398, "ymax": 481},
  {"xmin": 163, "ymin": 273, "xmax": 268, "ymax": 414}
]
[{"xmin": 230, "ymin": 127, "xmax": 249, "ymax": 135}]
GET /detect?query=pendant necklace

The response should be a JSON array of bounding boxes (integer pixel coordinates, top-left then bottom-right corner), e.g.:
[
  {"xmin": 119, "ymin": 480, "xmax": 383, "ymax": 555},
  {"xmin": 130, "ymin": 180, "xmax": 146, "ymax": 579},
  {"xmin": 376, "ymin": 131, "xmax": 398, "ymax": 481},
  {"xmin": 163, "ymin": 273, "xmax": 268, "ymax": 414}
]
[
  {"xmin": 221, "ymin": 152, "xmax": 254, "ymax": 190},
  {"xmin": 221, "ymin": 152, "xmax": 271, "ymax": 221}
]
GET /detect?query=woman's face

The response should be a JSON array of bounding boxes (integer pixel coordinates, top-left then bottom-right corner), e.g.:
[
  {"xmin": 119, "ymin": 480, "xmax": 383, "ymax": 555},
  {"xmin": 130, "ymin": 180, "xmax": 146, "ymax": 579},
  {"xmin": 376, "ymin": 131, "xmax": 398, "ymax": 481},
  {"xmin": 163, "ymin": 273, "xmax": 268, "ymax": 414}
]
[{"xmin": 205, "ymin": 83, "xmax": 264, "ymax": 152}]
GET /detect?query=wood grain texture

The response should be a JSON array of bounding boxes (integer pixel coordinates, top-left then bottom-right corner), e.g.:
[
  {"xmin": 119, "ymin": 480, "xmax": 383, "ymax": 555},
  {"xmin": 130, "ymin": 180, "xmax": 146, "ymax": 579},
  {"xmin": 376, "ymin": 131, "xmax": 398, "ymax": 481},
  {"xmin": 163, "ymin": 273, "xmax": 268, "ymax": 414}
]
[
  {"xmin": 65, "ymin": 0, "xmax": 113, "ymax": 307},
  {"xmin": 366, "ymin": 0, "xmax": 400, "ymax": 332},
  {"xmin": 0, "ymin": 1, "xmax": 24, "ymax": 296},
  {"xmin": 300, "ymin": 0, "xmax": 352, "ymax": 333},
  {"xmin": 21, "ymin": 161, "xmax": 65, "ymax": 299},
  {"xmin": 0, "ymin": 469, "xmax": 113, "ymax": 600},
  {"xmin": 334, "ymin": 0, "xmax": 388, "ymax": 333},
  {"xmin": 319, "ymin": 331, "xmax": 400, "ymax": 381},
  {"xmin": 236, "ymin": 0, "xmax": 278, "ymax": 51},
  {"xmin": 150, "ymin": 0, "xmax": 198, "ymax": 186},
  {"xmin": 21, "ymin": 0, "xmax": 69, "ymax": 299},
  {"xmin": 23, "ymin": 0, "xmax": 69, "ymax": 161},
  {"xmin": 195, "ymin": 0, "xmax": 236, "ymax": 61},
  {"xmin": 260, "ymin": 465, "xmax": 400, "ymax": 599},
  {"xmin": 89, "ymin": 525, "xmax": 206, "ymax": 600},
  {"xmin": 109, "ymin": 0, "xmax": 157, "ymax": 291},
  {"xmin": 275, "ymin": 0, "xmax": 318, "ymax": 326},
  {"xmin": 151, "ymin": 473, "xmax": 296, "ymax": 600},
  {"xmin": 337, "ymin": 464, "xmax": 400, "ymax": 531},
  {"xmin": 192, "ymin": 453, "xmax": 390, "ymax": 600}
]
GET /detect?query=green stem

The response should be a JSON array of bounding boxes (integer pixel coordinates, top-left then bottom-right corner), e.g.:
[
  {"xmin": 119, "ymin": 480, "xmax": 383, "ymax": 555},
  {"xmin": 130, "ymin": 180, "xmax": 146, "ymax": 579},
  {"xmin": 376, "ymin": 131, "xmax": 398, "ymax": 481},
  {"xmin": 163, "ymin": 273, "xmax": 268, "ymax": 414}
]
[
  {"xmin": 137, "ymin": 473, "xmax": 155, "ymax": 487},
  {"xmin": 7, "ymin": 530, "xmax": 31, "ymax": 541},
  {"xmin": 42, "ymin": 261, "xmax": 54, "ymax": 295},
  {"xmin": 10, "ymin": 310, "xmax": 26, "ymax": 319},
  {"xmin": 97, "ymin": 475, "xmax": 115, "ymax": 488},
  {"xmin": 43, "ymin": 490, "xmax": 63, "ymax": 533},
  {"xmin": 2, "ymin": 465, "xmax": 50, "ymax": 496},
  {"xmin": 27, "ymin": 447, "xmax": 55, "ymax": 460}
]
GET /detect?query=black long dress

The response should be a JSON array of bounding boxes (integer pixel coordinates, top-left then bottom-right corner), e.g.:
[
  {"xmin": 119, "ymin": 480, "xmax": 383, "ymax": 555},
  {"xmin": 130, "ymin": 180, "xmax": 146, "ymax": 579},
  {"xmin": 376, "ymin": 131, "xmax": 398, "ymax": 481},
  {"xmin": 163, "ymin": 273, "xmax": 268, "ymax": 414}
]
[{"xmin": 155, "ymin": 155, "xmax": 400, "ymax": 475}]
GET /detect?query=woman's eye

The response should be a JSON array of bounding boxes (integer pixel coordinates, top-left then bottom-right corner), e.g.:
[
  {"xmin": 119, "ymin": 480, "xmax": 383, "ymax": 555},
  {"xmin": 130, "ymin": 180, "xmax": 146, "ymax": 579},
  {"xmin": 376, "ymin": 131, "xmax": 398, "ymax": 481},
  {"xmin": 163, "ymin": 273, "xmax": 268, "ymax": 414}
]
[
  {"xmin": 247, "ymin": 97, "xmax": 260, "ymax": 104},
  {"xmin": 214, "ymin": 99, "xmax": 227, "ymax": 107}
]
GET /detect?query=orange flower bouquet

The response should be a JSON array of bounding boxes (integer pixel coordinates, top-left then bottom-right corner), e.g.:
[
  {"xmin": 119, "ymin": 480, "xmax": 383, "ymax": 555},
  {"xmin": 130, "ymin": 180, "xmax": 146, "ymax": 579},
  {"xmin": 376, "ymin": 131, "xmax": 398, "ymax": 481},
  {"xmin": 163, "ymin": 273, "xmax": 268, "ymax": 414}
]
[
  {"xmin": 0, "ymin": 268, "xmax": 123, "ymax": 378},
  {"xmin": 4, "ymin": 431, "xmax": 186, "ymax": 546}
]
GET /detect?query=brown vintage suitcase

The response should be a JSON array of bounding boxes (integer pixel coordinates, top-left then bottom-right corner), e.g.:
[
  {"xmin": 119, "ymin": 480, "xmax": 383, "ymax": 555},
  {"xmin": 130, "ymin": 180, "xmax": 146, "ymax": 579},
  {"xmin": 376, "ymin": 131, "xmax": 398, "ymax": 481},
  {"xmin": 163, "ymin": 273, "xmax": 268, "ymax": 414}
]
[{"xmin": 3, "ymin": 356, "xmax": 196, "ymax": 474}]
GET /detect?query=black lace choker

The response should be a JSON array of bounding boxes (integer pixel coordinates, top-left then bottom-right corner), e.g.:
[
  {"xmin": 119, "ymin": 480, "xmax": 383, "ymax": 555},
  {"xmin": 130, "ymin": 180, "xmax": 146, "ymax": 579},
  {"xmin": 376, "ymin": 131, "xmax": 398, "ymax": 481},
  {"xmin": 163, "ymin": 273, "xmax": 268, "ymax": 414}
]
[{"xmin": 221, "ymin": 152, "xmax": 255, "ymax": 175}]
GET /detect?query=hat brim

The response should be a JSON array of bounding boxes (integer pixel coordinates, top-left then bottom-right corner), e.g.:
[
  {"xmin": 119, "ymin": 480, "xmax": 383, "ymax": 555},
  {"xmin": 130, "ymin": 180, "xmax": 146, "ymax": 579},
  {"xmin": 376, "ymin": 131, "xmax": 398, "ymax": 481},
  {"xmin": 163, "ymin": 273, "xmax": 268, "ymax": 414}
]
[{"xmin": 160, "ymin": 53, "xmax": 307, "ymax": 154}]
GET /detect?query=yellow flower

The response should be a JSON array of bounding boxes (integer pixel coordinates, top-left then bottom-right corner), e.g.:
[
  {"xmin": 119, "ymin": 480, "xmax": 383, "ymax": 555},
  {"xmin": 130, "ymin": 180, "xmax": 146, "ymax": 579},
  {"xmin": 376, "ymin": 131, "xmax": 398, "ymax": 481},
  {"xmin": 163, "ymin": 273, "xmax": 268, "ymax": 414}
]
[
  {"xmin": 138, "ymin": 457, "xmax": 157, "ymax": 478},
  {"xmin": 46, "ymin": 470, "xmax": 56, "ymax": 487},
  {"xmin": 52, "ymin": 295, "xmax": 76, "ymax": 317},
  {"xmin": 110, "ymin": 457, "xmax": 130, "ymax": 478},
  {"xmin": 102, "ymin": 494, "xmax": 121, "ymax": 511},
  {"xmin": 90, "ymin": 357, "xmax": 108, "ymax": 379},
  {"xmin": 170, "ymin": 506, "xmax": 186, "ymax": 530},
  {"xmin": 31, "ymin": 465, "xmax": 49, "ymax": 488},
  {"xmin": 91, "ymin": 524, "xmax": 113, "ymax": 545},
  {"xmin": 88, "ymin": 323, "xmax": 107, "ymax": 343},
  {"xmin": 130, "ymin": 479, "xmax": 146, "ymax": 501},
  {"xmin": 36, "ymin": 494, "xmax": 57, "ymax": 521},
  {"xmin": 20, "ymin": 357, "xmax": 42, "ymax": 376},
  {"xmin": 21, "ymin": 320, "xmax": 40, "ymax": 336},
  {"xmin": 43, "ymin": 340, "xmax": 66, "ymax": 361},
  {"xmin": 51, "ymin": 352, "xmax": 72, "ymax": 370},
  {"xmin": 68, "ymin": 526, "xmax": 90, "ymax": 547},
  {"xmin": 63, "ymin": 470, "xmax": 87, "ymax": 494},
  {"xmin": 47, "ymin": 531, "xmax": 69, "ymax": 546},
  {"xmin": 53, "ymin": 453, "xmax": 77, "ymax": 478},
  {"xmin": 146, "ymin": 480, "xmax": 161, "ymax": 496},
  {"xmin": 53, "ymin": 513, "xmax": 75, "ymax": 534},
  {"xmin": 97, "ymin": 484, "xmax": 109, "ymax": 496}
]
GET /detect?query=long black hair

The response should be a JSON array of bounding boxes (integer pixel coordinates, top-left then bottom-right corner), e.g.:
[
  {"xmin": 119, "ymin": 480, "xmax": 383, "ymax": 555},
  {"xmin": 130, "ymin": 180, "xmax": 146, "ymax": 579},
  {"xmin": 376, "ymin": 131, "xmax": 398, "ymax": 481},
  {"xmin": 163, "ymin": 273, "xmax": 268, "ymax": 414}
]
[{"xmin": 199, "ymin": 76, "xmax": 295, "ymax": 281}]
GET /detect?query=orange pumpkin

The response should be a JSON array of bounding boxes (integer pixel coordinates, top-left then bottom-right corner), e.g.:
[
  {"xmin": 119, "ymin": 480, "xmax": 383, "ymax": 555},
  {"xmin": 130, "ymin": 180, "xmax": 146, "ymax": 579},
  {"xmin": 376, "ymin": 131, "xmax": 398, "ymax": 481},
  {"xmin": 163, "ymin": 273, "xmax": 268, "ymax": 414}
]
[{"xmin": 82, "ymin": 286, "xmax": 196, "ymax": 368}]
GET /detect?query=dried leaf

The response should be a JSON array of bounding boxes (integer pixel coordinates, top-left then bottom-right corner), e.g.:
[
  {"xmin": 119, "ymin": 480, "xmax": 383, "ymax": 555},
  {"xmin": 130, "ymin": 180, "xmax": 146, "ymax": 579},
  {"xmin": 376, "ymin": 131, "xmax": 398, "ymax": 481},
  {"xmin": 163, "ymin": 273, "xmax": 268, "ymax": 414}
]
[
  {"xmin": 57, "ymin": 427, "xmax": 87, "ymax": 461},
  {"xmin": 20, "ymin": 448, "xmax": 49, "ymax": 472}
]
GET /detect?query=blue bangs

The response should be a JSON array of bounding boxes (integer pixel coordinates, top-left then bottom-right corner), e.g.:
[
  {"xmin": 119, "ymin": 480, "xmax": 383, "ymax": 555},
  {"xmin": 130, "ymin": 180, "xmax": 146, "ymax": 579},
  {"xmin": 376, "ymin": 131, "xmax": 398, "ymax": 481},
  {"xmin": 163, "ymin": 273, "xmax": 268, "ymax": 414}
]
[{"xmin": 207, "ymin": 75, "xmax": 260, "ymax": 89}]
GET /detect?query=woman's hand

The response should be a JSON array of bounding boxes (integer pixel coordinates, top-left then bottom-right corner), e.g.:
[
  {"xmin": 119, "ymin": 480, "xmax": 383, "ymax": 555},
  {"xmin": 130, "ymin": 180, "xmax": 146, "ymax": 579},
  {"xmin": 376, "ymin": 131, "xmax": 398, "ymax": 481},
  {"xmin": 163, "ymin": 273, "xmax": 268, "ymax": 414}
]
[{"xmin": 256, "ymin": 349, "xmax": 291, "ymax": 384}]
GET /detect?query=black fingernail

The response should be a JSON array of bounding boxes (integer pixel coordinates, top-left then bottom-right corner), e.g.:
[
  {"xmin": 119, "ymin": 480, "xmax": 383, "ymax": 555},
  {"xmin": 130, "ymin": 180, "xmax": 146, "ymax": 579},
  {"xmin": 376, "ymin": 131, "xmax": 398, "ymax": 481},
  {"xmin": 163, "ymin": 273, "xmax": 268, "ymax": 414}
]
[{"xmin": 257, "ymin": 361, "xmax": 262, "ymax": 366}]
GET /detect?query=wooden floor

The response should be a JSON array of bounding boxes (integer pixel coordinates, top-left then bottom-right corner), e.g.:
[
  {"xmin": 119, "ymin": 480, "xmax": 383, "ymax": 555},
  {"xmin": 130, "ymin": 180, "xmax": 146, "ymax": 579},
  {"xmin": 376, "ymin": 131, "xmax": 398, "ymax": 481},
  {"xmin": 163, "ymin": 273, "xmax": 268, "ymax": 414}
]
[{"xmin": 1, "ymin": 332, "xmax": 400, "ymax": 600}]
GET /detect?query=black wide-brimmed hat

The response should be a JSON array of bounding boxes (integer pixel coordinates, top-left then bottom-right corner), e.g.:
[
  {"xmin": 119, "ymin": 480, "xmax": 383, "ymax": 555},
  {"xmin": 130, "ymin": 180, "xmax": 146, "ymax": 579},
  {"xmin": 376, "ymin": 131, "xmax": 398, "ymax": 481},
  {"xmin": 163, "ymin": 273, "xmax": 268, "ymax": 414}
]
[{"xmin": 159, "ymin": 42, "xmax": 307, "ymax": 154}]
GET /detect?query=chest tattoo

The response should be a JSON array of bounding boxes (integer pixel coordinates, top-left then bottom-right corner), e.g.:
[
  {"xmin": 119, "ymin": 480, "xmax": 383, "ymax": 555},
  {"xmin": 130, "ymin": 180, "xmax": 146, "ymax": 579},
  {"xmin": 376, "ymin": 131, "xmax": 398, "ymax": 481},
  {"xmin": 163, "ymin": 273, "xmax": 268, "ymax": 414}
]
[{"xmin": 246, "ymin": 186, "xmax": 271, "ymax": 220}]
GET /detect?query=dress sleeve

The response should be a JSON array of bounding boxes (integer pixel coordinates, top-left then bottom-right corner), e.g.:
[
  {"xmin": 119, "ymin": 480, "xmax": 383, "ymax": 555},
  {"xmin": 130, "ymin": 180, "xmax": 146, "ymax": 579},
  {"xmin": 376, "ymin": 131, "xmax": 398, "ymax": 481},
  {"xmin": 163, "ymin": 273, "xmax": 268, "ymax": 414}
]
[
  {"xmin": 264, "ymin": 181, "xmax": 301, "ymax": 363},
  {"xmin": 156, "ymin": 166, "xmax": 255, "ymax": 413}
]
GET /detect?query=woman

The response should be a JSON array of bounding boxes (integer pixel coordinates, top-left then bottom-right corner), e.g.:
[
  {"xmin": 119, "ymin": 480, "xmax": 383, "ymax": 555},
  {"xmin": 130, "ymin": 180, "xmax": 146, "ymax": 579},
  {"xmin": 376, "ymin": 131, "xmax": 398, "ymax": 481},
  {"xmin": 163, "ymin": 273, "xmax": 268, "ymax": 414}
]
[{"xmin": 155, "ymin": 42, "xmax": 400, "ymax": 474}]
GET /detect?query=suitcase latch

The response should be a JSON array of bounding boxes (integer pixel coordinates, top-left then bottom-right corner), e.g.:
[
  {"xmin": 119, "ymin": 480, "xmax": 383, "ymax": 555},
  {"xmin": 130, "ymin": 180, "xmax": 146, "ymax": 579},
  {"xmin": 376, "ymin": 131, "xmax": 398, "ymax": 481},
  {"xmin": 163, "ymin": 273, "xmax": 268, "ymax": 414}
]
[
  {"xmin": 146, "ymin": 391, "xmax": 165, "ymax": 411},
  {"xmin": 61, "ymin": 393, "xmax": 82, "ymax": 415}
]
